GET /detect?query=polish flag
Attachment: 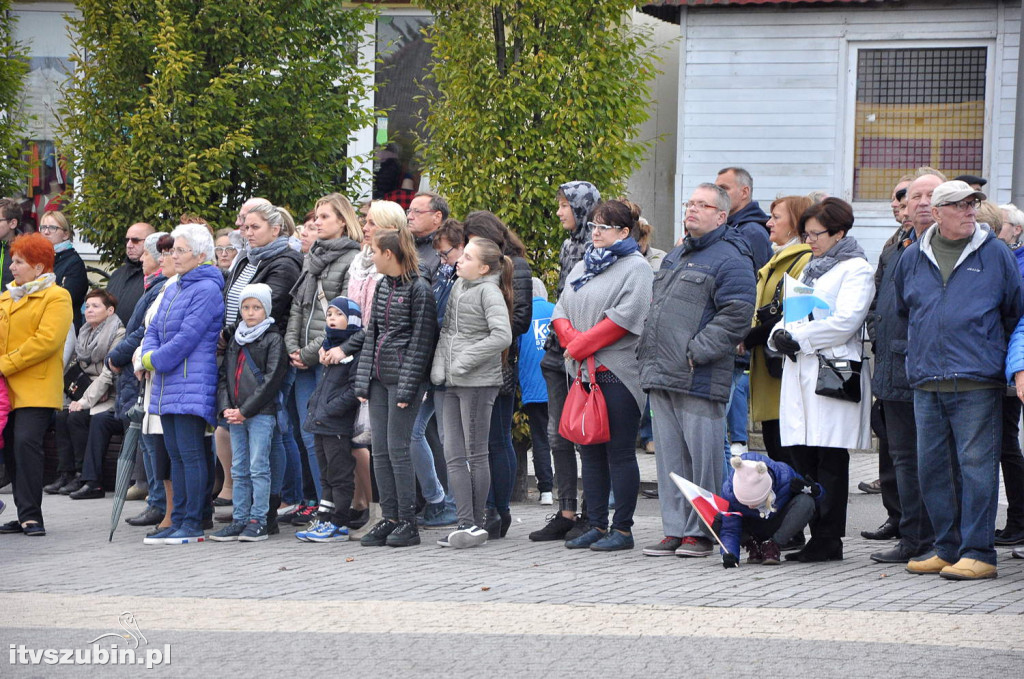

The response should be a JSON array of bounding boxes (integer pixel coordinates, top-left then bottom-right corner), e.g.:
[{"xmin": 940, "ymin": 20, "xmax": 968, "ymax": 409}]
[{"xmin": 669, "ymin": 472, "xmax": 741, "ymax": 553}]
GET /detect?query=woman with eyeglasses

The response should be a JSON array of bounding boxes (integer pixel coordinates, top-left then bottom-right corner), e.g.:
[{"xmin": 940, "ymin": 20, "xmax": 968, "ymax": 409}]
[
  {"xmin": 767, "ymin": 197, "xmax": 874, "ymax": 562},
  {"xmin": 38, "ymin": 211, "xmax": 88, "ymax": 330},
  {"xmin": 548, "ymin": 200, "xmax": 653, "ymax": 551},
  {"xmin": 213, "ymin": 228, "xmax": 239, "ymax": 274}
]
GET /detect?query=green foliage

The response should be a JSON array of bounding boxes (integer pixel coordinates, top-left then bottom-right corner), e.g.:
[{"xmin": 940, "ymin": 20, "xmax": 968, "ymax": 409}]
[
  {"xmin": 59, "ymin": 0, "xmax": 377, "ymax": 261},
  {"xmin": 0, "ymin": 4, "xmax": 30, "ymax": 194},
  {"xmin": 420, "ymin": 1, "xmax": 657, "ymax": 284}
]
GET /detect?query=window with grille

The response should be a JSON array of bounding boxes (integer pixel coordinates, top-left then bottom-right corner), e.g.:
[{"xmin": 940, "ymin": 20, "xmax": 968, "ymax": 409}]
[{"xmin": 853, "ymin": 47, "xmax": 987, "ymax": 201}]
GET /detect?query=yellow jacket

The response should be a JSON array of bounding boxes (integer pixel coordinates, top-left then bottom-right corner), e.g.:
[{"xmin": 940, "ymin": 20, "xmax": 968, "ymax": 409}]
[
  {"xmin": 749, "ymin": 243, "xmax": 812, "ymax": 423},
  {"xmin": 0, "ymin": 282, "xmax": 73, "ymax": 410}
]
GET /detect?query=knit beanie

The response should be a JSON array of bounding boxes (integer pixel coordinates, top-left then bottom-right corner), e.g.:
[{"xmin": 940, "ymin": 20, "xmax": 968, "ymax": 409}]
[
  {"xmin": 731, "ymin": 456, "xmax": 772, "ymax": 508},
  {"xmin": 239, "ymin": 283, "xmax": 273, "ymax": 315},
  {"xmin": 328, "ymin": 296, "xmax": 362, "ymax": 330}
]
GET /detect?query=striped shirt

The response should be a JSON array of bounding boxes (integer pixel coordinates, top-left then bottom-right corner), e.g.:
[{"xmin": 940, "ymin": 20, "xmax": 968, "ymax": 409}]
[{"xmin": 224, "ymin": 261, "xmax": 258, "ymax": 326}]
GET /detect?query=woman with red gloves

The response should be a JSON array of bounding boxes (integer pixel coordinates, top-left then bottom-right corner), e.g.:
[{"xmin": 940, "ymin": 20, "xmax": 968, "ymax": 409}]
[{"xmin": 551, "ymin": 199, "xmax": 654, "ymax": 551}]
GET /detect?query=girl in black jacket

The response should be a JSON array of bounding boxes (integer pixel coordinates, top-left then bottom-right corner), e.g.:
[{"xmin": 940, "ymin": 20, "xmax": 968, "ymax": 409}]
[
  {"xmin": 354, "ymin": 225, "xmax": 438, "ymax": 548},
  {"xmin": 299, "ymin": 296, "xmax": 362, "ymax": 543}
]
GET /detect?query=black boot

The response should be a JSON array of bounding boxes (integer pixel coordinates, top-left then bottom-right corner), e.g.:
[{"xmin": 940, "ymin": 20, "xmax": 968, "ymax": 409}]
[
  {"xmin": 484, "ymin": 507, "xmax": 502, "ymax": 539},
  {"xmin": 499, "ymin": 509, "xmax": 512, "ymax": 538},
  {"xmin": 44, "ymin": 472, "xmax": 72, "ymax": 495},
  {"xmin": 267, "ymin": 494, "xmax": 280, "ymax": 535}
]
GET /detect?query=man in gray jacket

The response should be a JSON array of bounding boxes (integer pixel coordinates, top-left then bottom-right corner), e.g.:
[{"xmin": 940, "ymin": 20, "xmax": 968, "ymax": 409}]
[{"xmin": 638, "ymin": 183, "xmax": 756, "ymax": 558}]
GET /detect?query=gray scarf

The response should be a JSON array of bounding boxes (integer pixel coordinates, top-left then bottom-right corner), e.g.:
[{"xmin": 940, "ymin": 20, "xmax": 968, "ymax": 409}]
[
  {"xmin": 801, "ymin": 235, "xmax": 866, "ymax": 285},
  {"xmin": 291, "ymin": 237, "xmax": 358, "ymax": 306},
  {"xmin": 234, "ymin": 316, "xmax": 275, "ymax": 346},
  {"xmin": 75, "ymin": 313, "xmax": 124, "ymax": 366},
  {"xmin": 247, "ymin": 236, "xmax": 291, "ymax": 264}
]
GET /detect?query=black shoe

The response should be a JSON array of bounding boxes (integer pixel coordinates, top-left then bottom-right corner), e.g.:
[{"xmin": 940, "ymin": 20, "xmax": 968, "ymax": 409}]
[
  {"xmin": 857, "ymin": 479, "xmax": 882, "ymax": 494},
  {"xmin": 528, "ymin": 514, "xmax": 576, "ymax": 542},
  {"xmin": 347, "ymin": 507, "xmax": 370, "ymax": 530},
  {"xmin": 564, "ymin": 515, "xmax": 590, "ymax": 542},
  {"xmin": 266, "ymin": 493, "xmax": 280, "ymax": 535},
  {"xmin": 385, "ymin": 520, "xmax": 420, "ymax": 547},
  {"xmin": 146, "ymin": 524, "xmax": 172, "ymax": 537},
  {"xmin": 212, "ymin": 496, "xmax": 232, "ymax": 507},
  {"xmin": 360, "ymin": 518, "xmax": 398, "ymax": 547},
  {"xmin": 44, "ymin": 472, "xmax": 73, "ymax": 495},
  {"xmin": 69, "ymin": 482, "xmax": 104, "ymax": 500},
  {"xmin": 860, "ymin": 519, "xmax": 899, "ymax": 541},
  {"xmin": 23, "ymin": 522, "xmax": 46, "ymax": 536},
  {"xmin": 125, "ymin": 506, "xmax": 164, "ymax": 526},
  {"xmin": 0, "ymin": 520, "xmax": 23, "ymax": 534},
  {"xmin": 289, "ymin": 503, "xmax": 318, "ymax": 526},
  {"xmin": 484, "ymin": 508, "xmax": 502, "ymax": 540},
  {"xmin": 640, "ymin": 487, "xmax": 659, "ymax": 499},
  {"xmin": 779, "ymin": 532, "xmax": 806, "ymax": 551},
  {"xmin": 995, "ymin": 526, "xmax": 1024, "ymax": 546},
  {"xmin": 784, "ymin": 537, "xmax": 843, "ymax": 562},
  {"xmin": 870, "ymin": 542, "xmax": 927, "ymax": 564},
  {"xmin": 499, "ymin": 509, "xmax": 511, "ymax": 538},
  {"xmin": 59, "ymin": 474, "xmax": 84, "ymax": 495}
]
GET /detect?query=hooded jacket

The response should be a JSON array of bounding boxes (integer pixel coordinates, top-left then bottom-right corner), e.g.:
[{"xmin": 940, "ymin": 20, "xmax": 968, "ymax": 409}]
[
  {"xmin": 727, "ymin": 200, "xmax": 772, "ymax": 272},
  {"xmin": 637, "ymin": 224, "xmax": 756, "ymax": 402},
  {"xmin": 141, "ymin": 264, "xmax": 225, "ymax": 425},
  {"xmin": 106, "ymin": 258, "xmax": 146, "ymax": 327},
  {"xmin": 108, "ymin": 271, "xmax": 168, "ymax": 419},
  {"xmin": 896, "ymin": 224, "xmax": 1024, "ymax": 388}
]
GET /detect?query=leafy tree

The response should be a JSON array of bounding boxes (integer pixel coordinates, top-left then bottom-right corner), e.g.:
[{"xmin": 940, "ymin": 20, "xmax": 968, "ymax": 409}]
[
  {"xmin": 0, "ymin": 3, "xmax": 29, "ymax": 194},
  {"xmin": 59, "ymin": 0, "xmax": 377, "ymax": 261},
  {"xmin": 420, "ymin": 1, "xmax": 658, "ymax": 283}
]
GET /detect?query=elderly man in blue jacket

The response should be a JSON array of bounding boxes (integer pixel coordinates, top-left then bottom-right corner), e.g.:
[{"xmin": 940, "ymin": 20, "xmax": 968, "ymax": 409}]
[
  {"xmin": 638, "ymin": 182, "xmax": 756, "ymax": 559},
  {"xmin": 895, "ymin": 180, "xmax": 1024, "ymax": 581}
]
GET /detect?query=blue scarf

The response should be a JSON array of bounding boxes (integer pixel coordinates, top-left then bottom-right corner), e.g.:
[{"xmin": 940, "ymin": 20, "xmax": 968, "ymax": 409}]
[
  {"xmin": 54, "ymin": 240, "xmax": 75, "ymax": 254},
  {"xmin": 322, "ymin": 297, "xmax": 363, "ymax": 350},
  {"xmin": 234, "ymin": 316, "xmax": 275, "ymax": 345},
  {"xmin": 570, "ymin": 237, "xmax": 639, "ymax": 291}
]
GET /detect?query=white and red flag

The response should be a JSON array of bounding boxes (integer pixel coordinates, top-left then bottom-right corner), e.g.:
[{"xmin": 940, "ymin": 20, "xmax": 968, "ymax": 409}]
[{"xmin": 669, "ymin": 472, "xmax": 742, "ymax": 554}]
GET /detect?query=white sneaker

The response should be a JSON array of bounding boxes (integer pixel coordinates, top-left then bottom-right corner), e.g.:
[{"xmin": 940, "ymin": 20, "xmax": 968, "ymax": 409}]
[
  {"xmin": 449, "ymin": 524, "xmax": 489, "ymax": 549},
  {"xmin": 539, "ymin": 491, "xmax": 553, "ymax": 505},
  {"xmin": 730, "ymin": 442, "xmax": 748, "ymax": 456}
]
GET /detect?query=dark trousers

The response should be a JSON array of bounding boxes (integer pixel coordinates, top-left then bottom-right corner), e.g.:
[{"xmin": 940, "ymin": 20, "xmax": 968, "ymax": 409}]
[
  {"xmin": 882, "ymin": 399, "xmax": 931, "ymax": 551},
  {"xmin": 56, "ymin": 409, "xmax": 90, "ymax": 473},
  {"xmin": 315, "ymin": 433, "xmax": 355, "ymax": 527},
  {"xmin": 162, "ymin": 414, "xmax": 209, "ymax": 531},
  {"xmin": 1000, "ymin": 396, "xmax": 1024, "ymax": 529},
  {"xmin": 3, "ymin": 408, "xmax": 54, "ymax": 525},
  {"xmin": 486, "ymin": 392, "xmax": 517, "ymax": 513},
  {"xmin": 542, "ymin": 364, "xmax": 578, "ymax": 511},
  {"xmin": 759, "ymin": 419, "xmax": 792, "ymax": 467},
  {"xmin": 81, "ymin": 410, "xmax": 124, "ymax": 486},
  {"xmin": 578, "ymin": 380, "xmax": 640, "ymax": 532},
  {"xmin": 789, "ymin": 445, "xmax": 849, "ymax": 540},
  {"xmin": 871, "ymin": 400, "xmax": 901, "ymax": 525},
  {"xmin": 524, "ymin": 402, "xmax": 552, "ymax": 493},
  {"xmin": 368, "ymin": 379, "xmax": 424, "ymax": 522},
  {"xmin": 746, "ymin": 493, "xmax": 816, "ymax": 545}
]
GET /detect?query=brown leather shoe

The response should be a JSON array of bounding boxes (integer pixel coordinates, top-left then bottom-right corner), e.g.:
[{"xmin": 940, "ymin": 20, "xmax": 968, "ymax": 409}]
[
  {"xmin": 940, "ymin": 558, "xmax": 997, "ymax": 581},
  {"xmin": 906, "ymin": 555, "xmax": 952, "ymax": 574}
]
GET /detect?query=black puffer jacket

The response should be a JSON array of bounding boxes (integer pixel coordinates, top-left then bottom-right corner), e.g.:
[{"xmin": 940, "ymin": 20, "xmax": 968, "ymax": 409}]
[
  {"xmin": 54, "ymin": 247, "xmax": 89, "ymax": 330},
  {"xmin": 304, "ymin": 350, "xmax": 360, "ymax": 436},
  {"xmin": 354, "ymin": 274, "xmax": 437, "ymax": 404},
  {"xmin": 223, "ymin": 248, "xmax": 303, "ymax": 333},
  {"xmin": 218, "ymin": 328, "xmax": 288, "ymax": 418},
  {"xmin": 500, "ymin": 254, "xmax": 533, "ymax": 394}
]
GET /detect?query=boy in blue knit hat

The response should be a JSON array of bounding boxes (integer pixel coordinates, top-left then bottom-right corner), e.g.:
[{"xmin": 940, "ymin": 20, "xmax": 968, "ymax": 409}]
[{"xmin": 298, "ymin": 297, "xmax": 363, "ymax": 542}]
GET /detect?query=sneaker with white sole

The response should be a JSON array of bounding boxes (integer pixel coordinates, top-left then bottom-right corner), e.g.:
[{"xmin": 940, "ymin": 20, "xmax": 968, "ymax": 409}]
[
  {"xmin": 143, "ymin": 526, "xmax": 177, "ymax": 545},
  {"xmin": 448, "ymin": 524, "xmax": 489, "ymax": 549},
  {"xmin": 643, "ymin": 536, "xmax": 683, "ymax": 556},
  {"xmin": 438, "ymin": 522, "xmax": 472, "ymax": 547},
  {"xmin": 539, "ymin": 492, "xmax": 553, "ymax": 505},
  {"xmin": 307, "ymin": 522, "xmax": 350, "ymax": 543},
  {"xmin": 237, "ymin": 520, "xmax": 268, "ymax": 542},
  {"xmin": 675, "ymin": 535, "xmax": 714, "ymax": 557},
  {"xmin": 209, "ymin": 521, "xmax": 247, "ymax": 542},
  {"xmin": 163, "ymin": 527, "xmax": 205, "ymax": 545},
  {"xmin": 295, "ymin": 520, "xmax": 323, "ymax": 542}
]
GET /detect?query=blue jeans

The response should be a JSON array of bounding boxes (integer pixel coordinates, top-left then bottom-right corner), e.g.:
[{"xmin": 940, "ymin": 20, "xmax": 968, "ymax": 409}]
[
  {"xmin": 273, "ymin": 367, "xmax": 303, "ymax": 503},
  {"xmin": 140, "ymin": 434, "xmax": 166, "ymax": 513},
  {"xmin": 230, "ymin": 413, "xmax": 275, "ymax": 525},
  {"xmin": 486, "ymin": 392, "xmax": 517, "ymax": 513},
  {"xmin": 578, "ymin": 380, "xmax": 641, "ymax": 532},
  {"xmin": 638, "ymin": 396, "xmax": 653, "ymax": 445},
  {"xmin": 722, "ymin": 366, "xmax": 748, "ymax": 479},
  {"xmin": 292, "ymin": 365, "xmax": 322, "ymax": 500},
  {"xmin": 161, "ymin": 414, "xmax": 209, "ymax": 531},
  {"xmin": 914, "ymin": 388, "xmax": 1002, "ymax": 566},
  {"xmin": 409, "ymin": 390, "xmax": 446, "ymax": 505}
]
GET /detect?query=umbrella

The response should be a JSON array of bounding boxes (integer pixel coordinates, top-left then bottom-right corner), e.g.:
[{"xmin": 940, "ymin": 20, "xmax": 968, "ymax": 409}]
[{"xmin": 108, "ymin": 396, "xmax": 145, "ymax": 542}]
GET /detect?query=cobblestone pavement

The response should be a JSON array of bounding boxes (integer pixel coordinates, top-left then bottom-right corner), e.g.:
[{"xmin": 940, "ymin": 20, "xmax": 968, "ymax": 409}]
[{"xmin": 3, "ymin": 451, "xmax": 1022, "ymax": 676}]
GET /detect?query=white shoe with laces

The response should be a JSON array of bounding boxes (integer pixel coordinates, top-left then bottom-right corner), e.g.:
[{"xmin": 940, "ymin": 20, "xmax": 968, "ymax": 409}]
[{"xmin": 539, "ymin": 492, "xmax": 553, "ymax": 505}]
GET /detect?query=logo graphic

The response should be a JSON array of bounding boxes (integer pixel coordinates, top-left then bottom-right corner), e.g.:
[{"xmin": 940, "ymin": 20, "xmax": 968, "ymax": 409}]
[{"xmin": 9, "ymin": 612, "xmax": 171, "ymax": 669}]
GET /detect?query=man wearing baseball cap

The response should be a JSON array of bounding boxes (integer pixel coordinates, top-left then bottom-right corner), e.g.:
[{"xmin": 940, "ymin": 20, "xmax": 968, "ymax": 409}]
[{"xmin": 894, "ymin": 180, "xmax": 1024, "ymax": 580}]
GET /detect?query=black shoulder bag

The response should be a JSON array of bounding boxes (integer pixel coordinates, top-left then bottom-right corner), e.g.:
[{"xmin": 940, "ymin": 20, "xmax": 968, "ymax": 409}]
[{"xmin": 755, "ymin": 253, "xmax": 810, "ymax": 379}]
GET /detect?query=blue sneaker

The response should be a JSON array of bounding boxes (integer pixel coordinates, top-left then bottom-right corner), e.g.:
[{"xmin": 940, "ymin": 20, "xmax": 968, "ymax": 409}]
[
  {"xmin": 307, "ymin": 522, "xmax": 350, "ymax": 543},
  {"xmin": 143, "ymin": 526, "xmax": 177, "ymax": 545},
  {"xmin": 565, "ymin": 527, "xmax": 605, "ymax": 550},
  {"xmin": 238, "ymin": 520, "xmax": 268, "ymax": 542},
  {"xmin": 295, "ymin": 520, "xmax": 323, "ymax": 542},
  {"xmin": 590, "ymin": 530, "xmax": 634, "ymax": 552},
  {"xmin": 163, "ymin": 527, "xmax": 206, "ymax": 545},
  {"xmin": 420, "ymin": 499, "xmax": 458, "ymax": 527},
  {"xmin": 209, "ymin": 521, "xmax": 247, "ymax": 542}
]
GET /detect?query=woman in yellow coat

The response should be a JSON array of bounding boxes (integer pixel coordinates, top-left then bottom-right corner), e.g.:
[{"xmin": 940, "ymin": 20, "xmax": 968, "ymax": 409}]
[
  {"xmin": 741, "ymin": 196, "xmax": 813, "ymax": 467},
  {"xmin": 0, "ymin": 233, "xmax": 73, "ymax": 536}
]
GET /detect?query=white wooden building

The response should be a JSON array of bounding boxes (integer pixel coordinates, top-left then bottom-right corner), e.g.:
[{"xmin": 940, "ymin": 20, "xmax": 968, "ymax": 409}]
[{"xmin": 638, "ymin": 0, "xmax": 1024, "ymax": 263}]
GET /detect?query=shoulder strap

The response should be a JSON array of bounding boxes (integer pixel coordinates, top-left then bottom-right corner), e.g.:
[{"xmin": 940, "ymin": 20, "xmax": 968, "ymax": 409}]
[
  {"xmin": 316, "ymin": 279, "xmax": 329, "ymax": 316},
  {"xmin": 241, "ymin": 347, "xmax": 265, "ymax": 385},
  {"xmin": 771, "ymin": 251, "xmax": 812, "ymax": 304}
]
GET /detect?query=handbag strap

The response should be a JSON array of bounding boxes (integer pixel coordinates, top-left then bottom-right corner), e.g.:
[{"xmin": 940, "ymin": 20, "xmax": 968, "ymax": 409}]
[{"xmin": 769, "ymin": 251, "xmax": 812, "ymax": 306}]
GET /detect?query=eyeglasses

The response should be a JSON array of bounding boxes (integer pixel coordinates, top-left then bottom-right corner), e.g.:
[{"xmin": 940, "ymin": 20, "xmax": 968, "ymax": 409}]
[
  {"xmin": 125, "ymin": 237, "xmax": 145, "ymax": 244},
  {"xmin": 214, "ymin": 246, "xmax": 237, "ymax": 254},
  {"xmin": 407, "ymin": 208, "xmax": 437, "ymax": 217},
  {"xmin": 683, "ymin": 201, "xmax": 722, "ymax": 212},
  {"xmin": 937, "ymin": 198, "xmax": 981, "ymax": 212},
  {"xmin": 587, "ymin": 221, "xmax": 624, "ymax": 231},
  {"xmin": 39, "ymin": 225, "xmax": 65, "ymax": 234},
  {"xmin": 438, "ymin": 246, "xmax": 456, "ymax": 260},
  {"xmin": 171, "ymin": 247, "xmax": 194, "ymax": 257},
  {"xmin": 803, "ymin": 229, "xmax": 831, "ymax": 242}
]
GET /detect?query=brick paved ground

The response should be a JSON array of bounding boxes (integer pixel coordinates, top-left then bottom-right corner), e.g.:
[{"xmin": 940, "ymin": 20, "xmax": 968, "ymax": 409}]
[{"xmin": 2, "ymin": 450, "xmax": 1022, "ymax": 676}]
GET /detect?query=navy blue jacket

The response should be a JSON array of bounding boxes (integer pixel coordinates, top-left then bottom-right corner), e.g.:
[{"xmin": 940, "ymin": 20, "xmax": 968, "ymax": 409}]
[
  {"xmin": 728, "ymin": 201, "xmax": 771, "ymax": 272},
  {"xmin": 638, "ymin": 224, "xmax": 756, "ymax": 403},
  {"xmin": 107, "ymin": 272, "xmax": 167, "ymax": 418},
  {"xmin": 54, "ymin": 247, "xmax": 89, "ymax": 330},
  {"xmin": 870, "ymin": 230, "xmax": 914, "ymax": 402},
  {"xmin": 895, "ymin": 225, "xmax": 1024, "ymax": 388},
  {"xmin": 304, "ymin": 350, "xmax": 360, "ymax": 437}
]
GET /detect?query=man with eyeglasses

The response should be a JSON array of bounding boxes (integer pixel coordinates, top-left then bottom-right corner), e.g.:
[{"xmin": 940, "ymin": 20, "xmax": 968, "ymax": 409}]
[
  {"xmin": 894, "ymin": 180, "xmax": 1024, "ymax": 581},
  {"xmin": 406, "ymin": 192, "xmax": 449, "ymax": 282},
  {"xmin": 106, "ymin": 221, "xmax": 156, "ymax": 325},
  {"xmin": 0, "ymin": 197, "xmax": 23, "ymax": 292},
  {"xmin": 637, "ymin": 182, "xmax": 756, "ymax": 560}
]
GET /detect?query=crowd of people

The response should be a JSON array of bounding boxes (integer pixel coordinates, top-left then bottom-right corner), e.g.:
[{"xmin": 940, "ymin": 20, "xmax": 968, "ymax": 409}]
[{"xmin": 0, "ymin": 166, "xmax": 1022, "ymax": 581}]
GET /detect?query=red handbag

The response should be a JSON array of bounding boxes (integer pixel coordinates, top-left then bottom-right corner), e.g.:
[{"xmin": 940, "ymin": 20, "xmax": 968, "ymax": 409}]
[{"xmin": 558, "ymin": 356, "xmax": 611, "ymax": 445}]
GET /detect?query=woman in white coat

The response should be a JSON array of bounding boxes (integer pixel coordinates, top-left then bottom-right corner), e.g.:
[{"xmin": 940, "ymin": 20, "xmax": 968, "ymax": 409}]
[{"xmin": 769, "ymin": 197, "xmax": 874, "ymax": 562}]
